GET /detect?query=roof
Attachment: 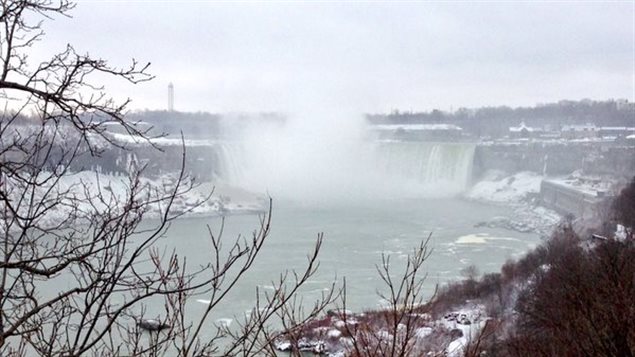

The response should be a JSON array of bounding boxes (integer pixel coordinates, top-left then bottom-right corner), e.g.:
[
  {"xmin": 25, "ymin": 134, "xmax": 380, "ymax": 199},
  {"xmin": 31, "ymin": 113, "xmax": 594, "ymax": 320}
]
[
  {"xmin": 509, "ymin": 121, "xmax": 535, "ymax": 132},
  {"xmin": 599, "ymin": 126, "xmax": 635, "ymax": 131},
  {"xmin": 371, "ymin": 124, "xmax": 463, "ymax": 131},
  {"xmin": 562, "ymin": 124, "xmax": 597, "ymax": 131}
]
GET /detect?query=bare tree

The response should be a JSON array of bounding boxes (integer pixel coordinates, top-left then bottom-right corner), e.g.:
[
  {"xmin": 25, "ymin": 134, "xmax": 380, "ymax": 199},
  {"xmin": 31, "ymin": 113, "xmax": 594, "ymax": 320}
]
[
  {"xmin": 332, "ymin": 236, "xmax": 434, "ymax": 357},
  {"xmin": 505, "ymin": 234, "xmax": 635, "ymax": 357},
  {"xmin": 270, "ymin": 236, "xmax": 435, "ymax": 356},
  {"xmin": 0, "ymin": 1, "xmax": 333, "ymax": 356}
]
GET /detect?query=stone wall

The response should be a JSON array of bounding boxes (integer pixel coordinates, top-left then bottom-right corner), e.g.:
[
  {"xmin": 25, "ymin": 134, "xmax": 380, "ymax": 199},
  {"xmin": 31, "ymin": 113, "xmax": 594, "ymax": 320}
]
[
  {"xmin": 71, "ymin": 144, "xmax": 218, "ymax": 181},
  {"xmin": 540, "ymin": 180, "xmax": 605, "ymax": 219},
  {"xmin": 473, "ymin": 142, "xmax": 635, "ymax": 179}
]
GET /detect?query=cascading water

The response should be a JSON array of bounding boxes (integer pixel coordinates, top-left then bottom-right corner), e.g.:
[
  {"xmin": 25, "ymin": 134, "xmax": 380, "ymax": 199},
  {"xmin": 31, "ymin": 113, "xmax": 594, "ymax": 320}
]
[
  {"xmin": 209, "ymin": 138, "xmax": 476, "ymax": 198},
  {"xmin": 374, "ymin": 141, "xmax": 476, "ymax": 193},
  {"xmin": 211, "ymin": 141, "xmax": 247, "ymax": 184}
]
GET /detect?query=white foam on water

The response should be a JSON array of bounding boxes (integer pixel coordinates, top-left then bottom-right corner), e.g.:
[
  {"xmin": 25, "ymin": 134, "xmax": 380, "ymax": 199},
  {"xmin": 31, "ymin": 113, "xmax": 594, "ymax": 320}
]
[
  {"xmin": 455, "ymin": 234, "xmax": 521, "ymax": 244},
  {"xmin": 455, "ymin": 234, "xmax": 489, "ymax": 244}
]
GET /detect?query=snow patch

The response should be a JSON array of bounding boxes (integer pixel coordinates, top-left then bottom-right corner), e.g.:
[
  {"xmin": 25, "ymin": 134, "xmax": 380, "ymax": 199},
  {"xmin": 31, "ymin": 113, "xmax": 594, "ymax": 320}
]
[
  {"xmin": 466, "ymin": 170, "xmax": 561, "ymax": 236},
  {"xmin": 466, "ymin": 170, "xmax": 542, "ymax": 203},
  {"xmin": 415, "ymin": 326, "xmax": 433, "ymax": 338},
  {"xmin": 442, "ymin": 305, "xmax": 489, "ymax": 357},
  {"xmin": 1, "ymin": 171, "xmax": 268, "ymax": 233}
]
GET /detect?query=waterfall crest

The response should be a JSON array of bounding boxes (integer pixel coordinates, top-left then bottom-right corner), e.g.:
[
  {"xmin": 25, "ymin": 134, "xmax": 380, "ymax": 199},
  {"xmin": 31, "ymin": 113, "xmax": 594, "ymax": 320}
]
[
  {"xmin": 210, "ymin": 140, "xmax": 476, "ymax": 199},
  {"xmin": 374, "ymin": 141, "xmax": 475, "ymax": 192}
]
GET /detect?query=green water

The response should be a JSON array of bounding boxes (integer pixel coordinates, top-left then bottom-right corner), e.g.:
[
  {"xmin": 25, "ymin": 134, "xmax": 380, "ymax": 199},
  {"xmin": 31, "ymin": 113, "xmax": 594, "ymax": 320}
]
[{"xmin": 156, "ymin": 197, "xmax": 541, "ymax": 338}]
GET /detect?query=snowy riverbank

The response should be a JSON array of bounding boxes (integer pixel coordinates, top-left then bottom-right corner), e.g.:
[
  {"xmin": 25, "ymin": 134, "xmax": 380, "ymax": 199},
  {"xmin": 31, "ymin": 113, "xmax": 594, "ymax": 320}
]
[
  {"xmin": 3, "ymin": 171, "xmax": 268, "ymax": 231},
  {"xmin": 273, "ymin": 303, "xmax": 490, "ymax": 357},
  {"xmin": 464, "ymin": 170, "xmax": 561, "ymax": 236}
]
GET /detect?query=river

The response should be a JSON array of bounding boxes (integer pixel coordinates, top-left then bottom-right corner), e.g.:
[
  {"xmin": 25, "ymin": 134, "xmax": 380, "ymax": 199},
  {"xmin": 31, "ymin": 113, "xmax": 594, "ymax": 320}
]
[{"xmin": 156, "ymin": 196, "xmax": 541, "ymax": 337}]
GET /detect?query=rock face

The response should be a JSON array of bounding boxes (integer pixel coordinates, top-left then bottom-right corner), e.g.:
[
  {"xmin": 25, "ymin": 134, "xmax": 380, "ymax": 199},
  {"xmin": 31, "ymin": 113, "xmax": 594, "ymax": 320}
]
[
  {"xmin": 66, "ymin": 130, "xmax": 635, "ymax": 189},
  {"xmin": 473, "ymin": 141, "xmax": 634, "ymax": 179},
  {"xmin": 540, "ymin": 179, "xmax": 608, "ymax": 219},
  {"xmin": 71, "ymin": 143, "xmax": 219, "ymax": 181}
]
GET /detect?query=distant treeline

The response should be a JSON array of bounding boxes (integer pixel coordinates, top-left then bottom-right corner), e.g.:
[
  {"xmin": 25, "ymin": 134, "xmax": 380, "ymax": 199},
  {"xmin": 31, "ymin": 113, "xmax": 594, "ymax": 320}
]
[
  {"xmin": 1, "ymin": 109, "xmax": 286, "ymax": 140},
  {"xmin": 367, "ymin": 99, "xmax": 635, "ymax": 138},
  {"xmin": 5, "ymin": 99, "xmax": 633, "ymax": 139},
  {"xmin": 125, "ymin": 110, "xmax": 285, "ymax": 138}
]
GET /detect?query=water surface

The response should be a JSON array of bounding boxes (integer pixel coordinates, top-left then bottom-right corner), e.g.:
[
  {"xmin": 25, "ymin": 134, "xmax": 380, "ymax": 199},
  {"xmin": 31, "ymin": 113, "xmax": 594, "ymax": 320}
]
[{"xmin": 160, "ymin": 197, "xmax": 540, "ymax": 331}]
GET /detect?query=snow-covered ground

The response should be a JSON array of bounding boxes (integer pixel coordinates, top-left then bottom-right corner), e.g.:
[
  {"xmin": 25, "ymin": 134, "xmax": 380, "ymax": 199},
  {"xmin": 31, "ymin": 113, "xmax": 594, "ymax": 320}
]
[
  {"xmin": 273, "ymin": 304, "xmax": 490, "ymax": 357},
  {"xmin": 546, "ymin": 171, "xmax": 616, "ymax": 197},
  {"xmin": 442, "ymin": 304, "xmax": 489, "ymax": 357},
  {"xmin": 466, "ymin": 170, "xmax": 543, "ymax": 203},
  {"xmin": 465, "ymin": 170, "xmax": 561, "ymax": 236},
  {"xmin": 2, "ymin": 171, "xmax": 267, "ymax": 230},
  {"xmin": 106, "ymin": 132, "xmax": 220, "ymax": 147}
]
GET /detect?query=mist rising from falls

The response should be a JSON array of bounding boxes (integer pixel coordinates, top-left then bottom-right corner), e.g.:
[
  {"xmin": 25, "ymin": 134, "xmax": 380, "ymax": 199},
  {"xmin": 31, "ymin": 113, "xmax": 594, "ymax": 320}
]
[{"xmin": 211, "ymin": 114, "xmax": 476, "ymax": 204}]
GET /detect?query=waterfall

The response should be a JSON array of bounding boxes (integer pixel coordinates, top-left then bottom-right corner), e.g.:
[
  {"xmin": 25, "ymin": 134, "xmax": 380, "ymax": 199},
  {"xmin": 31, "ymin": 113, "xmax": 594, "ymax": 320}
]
[
  {"xmin": 211, "ymin": 142, "xmax": 246, "ymax": 184},
  {"xmin": 210, "ymin": 139, "xmax": 476, "ymax": 198},
  {"xmin": 374, "ymin": 141, "xmax": 476, "ymax": 192}
]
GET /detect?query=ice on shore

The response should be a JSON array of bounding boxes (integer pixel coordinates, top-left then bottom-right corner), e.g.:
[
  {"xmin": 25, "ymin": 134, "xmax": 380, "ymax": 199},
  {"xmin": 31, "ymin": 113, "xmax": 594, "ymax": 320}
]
[
  {"xmin": 2, "ymin": 171, "xmax": 267, "ymax": 231},
  {"xmin": 465, "ymin": 170, "xmax": 543, "ymax": 203},
  {"xmin": 465, "ymin": 170, "xmax": 561, "ymax": 236}
]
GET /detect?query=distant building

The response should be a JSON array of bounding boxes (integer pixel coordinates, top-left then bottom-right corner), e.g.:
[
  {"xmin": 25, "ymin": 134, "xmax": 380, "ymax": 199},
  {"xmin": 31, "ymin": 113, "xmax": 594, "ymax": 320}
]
[
  {"xmin": 615, "ymin": 98, "xmax": 635, "ymax": 110},
  {"xmin": 370, "ymin": 123, "xmax": 464, "ymax": 141},
  {"xmin": 509, "ymin": 121, "xmax": 540, "ymax": 138},
  {"xmin": 538, "ymin": 124, "xmax": 562, "ymax": 139},
  {"xmin": 598, "ymin": 126, "xmax": 635, "ymax": 139},
  {"xmin": 561, "ymin": 123, "xmax": 599, "ymax": 139}
]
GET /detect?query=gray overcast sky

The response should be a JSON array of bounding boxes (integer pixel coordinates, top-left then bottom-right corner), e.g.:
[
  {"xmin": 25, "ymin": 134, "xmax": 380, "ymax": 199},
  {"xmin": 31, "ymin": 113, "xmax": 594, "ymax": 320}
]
[{"xmin": 34, "ymin": 1, "xmax": 635, "ymax": 113}]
